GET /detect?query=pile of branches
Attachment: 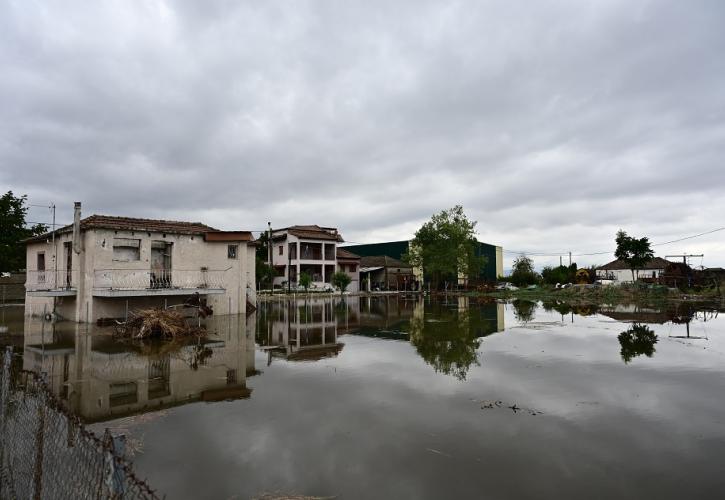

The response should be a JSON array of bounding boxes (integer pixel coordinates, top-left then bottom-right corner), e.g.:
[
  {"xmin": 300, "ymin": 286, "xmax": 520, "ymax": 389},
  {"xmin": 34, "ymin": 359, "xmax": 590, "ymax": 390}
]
[{"xmin": 118, "ymin": 308, "xmax": 206, "ymax": 340}]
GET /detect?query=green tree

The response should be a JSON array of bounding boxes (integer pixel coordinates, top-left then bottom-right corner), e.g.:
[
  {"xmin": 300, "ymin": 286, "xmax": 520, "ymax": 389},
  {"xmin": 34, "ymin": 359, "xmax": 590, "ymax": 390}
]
[
  {"xmin": 331, "ymin": 271, "xmax": 352, "ymax": 294},
  {"xmin": 615, "ymin": 230, "xmax": 654, "ymax": 282},
  {"xmin": 541, "ymin": 263, "xmax": 577, "ymax": 285},
  {"xmin": 255, "ymin": 257, "xmax": 276, "ymax": 290},
  {"xmin": 0, "ymin": 192, "xmax": 48, "ymax": 272},
  {"xmin": 405, "ymin": 205, "xmax": 486, "ymax": 290},
  {"xmin": 510, "ymin": 255, "xmax": 539, "ymax": 286},
  {"xmin": 298, "ymin": 271, "xmax": 312, "ymax": 292}
]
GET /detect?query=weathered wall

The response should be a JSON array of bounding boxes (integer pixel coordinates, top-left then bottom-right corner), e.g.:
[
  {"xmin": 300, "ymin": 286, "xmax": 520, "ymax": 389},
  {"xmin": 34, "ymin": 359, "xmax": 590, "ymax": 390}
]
[{"xmin": 24, "ymin": 228, "xmax": 254, "ymax": 322}]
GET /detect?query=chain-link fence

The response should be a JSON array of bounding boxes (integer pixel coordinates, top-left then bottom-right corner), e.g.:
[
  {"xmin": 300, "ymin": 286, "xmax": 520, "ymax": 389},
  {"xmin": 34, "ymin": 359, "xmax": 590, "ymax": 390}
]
[{"xmin": 0, "ymin": 347, "xmax": 162, "ymax": 499}]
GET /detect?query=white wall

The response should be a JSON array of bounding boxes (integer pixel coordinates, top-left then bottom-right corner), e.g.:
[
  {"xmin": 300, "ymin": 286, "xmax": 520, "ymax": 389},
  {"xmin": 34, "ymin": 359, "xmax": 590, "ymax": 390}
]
[{"xmin": 25, "ymin": 228, "xmax": 254, "ymax": 322}]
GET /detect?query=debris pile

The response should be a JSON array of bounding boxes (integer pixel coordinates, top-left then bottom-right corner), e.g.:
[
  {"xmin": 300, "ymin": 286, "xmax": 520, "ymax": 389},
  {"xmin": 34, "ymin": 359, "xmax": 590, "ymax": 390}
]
[{"xmin": 117, "ymin": 308, "xmax": 206, "ymax": 340}]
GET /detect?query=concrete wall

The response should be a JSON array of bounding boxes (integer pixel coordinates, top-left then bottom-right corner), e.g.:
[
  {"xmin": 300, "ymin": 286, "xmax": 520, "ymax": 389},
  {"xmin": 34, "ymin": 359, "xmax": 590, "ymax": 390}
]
[
  {"xmin": 271, "ymin": 232, "xmax": 338, "ymax": 288},
  {"xmin": 25, "ymin": 228, "xmax": 254, "ymax": 322},
  {"xmin": 596, "ymin": 268, "xmax": 664, "ymax": 284}
]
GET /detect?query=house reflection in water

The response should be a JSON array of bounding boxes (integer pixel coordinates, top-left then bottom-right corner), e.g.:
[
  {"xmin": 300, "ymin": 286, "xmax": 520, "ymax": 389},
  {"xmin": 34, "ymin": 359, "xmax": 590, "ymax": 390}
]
[
  {"xmin": 22, "ymin": 314, "xmax": 256, "ymax": 423},
  {"xmin": 257, "ymin": 297, "xmax": 346, "ymax": 363},
  {"xmin": 256, "ymin": 295, "xmax": 505, "ymax": 379}
]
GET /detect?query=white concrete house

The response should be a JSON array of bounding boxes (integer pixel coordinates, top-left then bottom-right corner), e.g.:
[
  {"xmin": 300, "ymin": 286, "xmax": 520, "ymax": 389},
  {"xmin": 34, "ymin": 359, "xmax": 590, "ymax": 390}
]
[
  {"xmin": 24, "ymin": 203, "xmax": 256, "ymax": 322},
  {"xmin": 596, "ymin": 257, "xmax": 672, "ymax": 284},
  {"xmin": 336, "ymin": 248, "xmax": 361, "ymax": 293},
  {"xmin": 269, "ymin": 225, "xmax": 344, "ymax": 290}
]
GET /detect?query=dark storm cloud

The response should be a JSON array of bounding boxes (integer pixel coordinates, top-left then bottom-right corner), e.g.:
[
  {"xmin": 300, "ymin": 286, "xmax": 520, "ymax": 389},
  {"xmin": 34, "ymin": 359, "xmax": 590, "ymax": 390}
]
[{"xmin": 1, "ymin": 0, "xmax": 724, "ymax": 266}]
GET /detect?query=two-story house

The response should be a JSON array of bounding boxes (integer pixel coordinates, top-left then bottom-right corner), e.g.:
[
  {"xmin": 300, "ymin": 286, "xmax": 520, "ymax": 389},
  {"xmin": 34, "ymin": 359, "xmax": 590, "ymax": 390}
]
[
  {"xmin": 24, "ymin": 202, "xmax": 256, "ymax": 322},
  {"xmin": 269, "ymin": 225, "xmax": 344, "ymax": 290}
]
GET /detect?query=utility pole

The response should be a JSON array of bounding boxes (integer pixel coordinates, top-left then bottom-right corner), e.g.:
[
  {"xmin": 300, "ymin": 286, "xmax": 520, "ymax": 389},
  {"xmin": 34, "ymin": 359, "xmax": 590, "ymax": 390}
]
[
  {"xmin": 559, "ymin": 255, "xmax": 562, "ymax": 267},
  {"xmin": 568, "ymin": 252, "xmax": 572, "ymax": 267},
  {"xmin": 267, "ymin": 222, "xmax": 272, "ymax": 294}
]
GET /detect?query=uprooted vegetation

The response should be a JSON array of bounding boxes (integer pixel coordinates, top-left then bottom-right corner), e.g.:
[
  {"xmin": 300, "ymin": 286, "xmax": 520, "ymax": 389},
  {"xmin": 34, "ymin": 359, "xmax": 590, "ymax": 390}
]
[{"xmin": 115, "ymin": 308, "xmax": 206, "ymax": 340}]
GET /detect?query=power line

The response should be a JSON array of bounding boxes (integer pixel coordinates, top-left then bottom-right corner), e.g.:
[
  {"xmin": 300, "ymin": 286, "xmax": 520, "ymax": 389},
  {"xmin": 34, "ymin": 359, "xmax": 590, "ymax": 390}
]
[{"xmin": 502, "ymin": 226, "xmax": 725, "ymax": 258}]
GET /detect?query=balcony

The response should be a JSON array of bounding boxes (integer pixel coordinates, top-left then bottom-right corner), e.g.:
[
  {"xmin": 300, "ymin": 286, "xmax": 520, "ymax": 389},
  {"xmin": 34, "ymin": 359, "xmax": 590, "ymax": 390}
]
[
  {"xmin": 26, "ymin": 270, "xmax": 78, "ymax": 297},
  {"xmin": 92, "ymin": 269, "xmax": 228, "ymax": 297}
]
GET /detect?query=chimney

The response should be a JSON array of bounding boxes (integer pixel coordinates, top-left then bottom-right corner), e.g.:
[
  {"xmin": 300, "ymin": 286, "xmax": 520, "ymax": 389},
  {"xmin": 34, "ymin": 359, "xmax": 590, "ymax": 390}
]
[{"xmin": 72, "ymin": 202, "xmax": 82, "ymax": 254}]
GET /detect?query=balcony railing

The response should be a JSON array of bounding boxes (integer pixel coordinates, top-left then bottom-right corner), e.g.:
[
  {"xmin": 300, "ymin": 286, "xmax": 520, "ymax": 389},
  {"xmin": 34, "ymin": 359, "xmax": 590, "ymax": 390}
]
[
  {"xmin": 93, "ymin": 269, "xmax": 227, "ymax": 291},
  {"xmin": 26, "ymin": 269, "xmax": 78, "ymax": 291}
]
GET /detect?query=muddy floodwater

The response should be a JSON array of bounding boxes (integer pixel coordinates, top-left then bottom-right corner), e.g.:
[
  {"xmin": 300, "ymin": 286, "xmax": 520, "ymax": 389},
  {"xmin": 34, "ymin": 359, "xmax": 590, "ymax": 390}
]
[{"xmin": 3, "ymin": 296, "xmax": 725, "ymax": 499}]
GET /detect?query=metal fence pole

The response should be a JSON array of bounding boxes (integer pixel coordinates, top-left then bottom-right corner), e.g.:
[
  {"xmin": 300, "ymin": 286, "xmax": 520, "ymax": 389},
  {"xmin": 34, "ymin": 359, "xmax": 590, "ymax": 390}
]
[
  {"xmin": 30, "ymin": 375, "xmax": 47, "ymax": 500},
  {"xmin": 0, "ymin": 347, "xmax": 11, "ymax": 495}
]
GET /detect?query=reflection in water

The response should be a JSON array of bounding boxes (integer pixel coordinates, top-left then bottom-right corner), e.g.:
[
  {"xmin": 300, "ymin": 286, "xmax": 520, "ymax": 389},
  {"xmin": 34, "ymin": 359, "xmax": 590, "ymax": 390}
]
[
  {"xmin": 512, "ymin": 299, "xmax": 536, "ymax": 323},
  {"xmin": 20, "ymin": 315, "xmax": 255, "ymax": 422},
  {"xmin": 256, "ymin": 297, "xmax": 344, "ymax": 363},
  {"xmin": 618, "ymin": 323, "xmax": 658, "ymax": 364},
  {"xmin": 256, "ymin": 296, "xmax": 506, "ymax": 380}
]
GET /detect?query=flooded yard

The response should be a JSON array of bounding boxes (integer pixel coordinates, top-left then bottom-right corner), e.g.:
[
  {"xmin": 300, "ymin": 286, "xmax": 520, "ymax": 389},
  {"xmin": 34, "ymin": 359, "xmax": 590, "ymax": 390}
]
[{"xmin": 3, "ymin": 297, "xmax": 725, "ymax": 499}]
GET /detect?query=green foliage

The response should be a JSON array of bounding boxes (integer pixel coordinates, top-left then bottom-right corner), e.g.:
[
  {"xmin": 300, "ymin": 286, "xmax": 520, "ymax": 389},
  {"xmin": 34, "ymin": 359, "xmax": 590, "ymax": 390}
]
[
  {"xmin": 541, "ymin": 263, "xmax": 577, "ymax": 285},
  {"xmin": 618, "ymin": 323, "xmax": 658, "ymax": 363},
  {"xmin": 255, "ymin": 231, "xmax": 270, "ymax": 261},
  {"xmin": 405, "ymin": 205, "xmax": 486, "ymax": 289},
  {"xmin": 0, "ymin": 191, "xmax": 48, "ymax": 272},
  {"xmin": 255, "ymin": 257, "xmax": 276, "ymax": 289},
  {"xmin": 298, "ymin": 272, "xmax": 312, "ymax": 291},
  {"xmin": 331, "ymin": 271, "xmax": 352, "ymax": 294},
  {"xmin": 615, "ymin": 230, "xmax": 654, "ymax": 281},
  {"xmin": 510, "ymin": 255, "xmax": 540, "ymax": 286}
]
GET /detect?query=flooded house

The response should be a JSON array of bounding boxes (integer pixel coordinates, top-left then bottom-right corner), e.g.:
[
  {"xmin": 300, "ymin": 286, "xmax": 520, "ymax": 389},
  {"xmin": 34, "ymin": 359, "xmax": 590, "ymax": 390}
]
[
  {"xmin": 335, "ymin": 248, "xmax": 361, "ymax": 292},
  {"xmin": 24, "ymin": 202, "xmax": 257, "ymax": 323},
  {"xmin": 595, "ymin": 257, "xmax": 672, "ymax": 284},
  {"xmin": 269, "ymin": 224, "xmax": 350, "ymax": 290}
]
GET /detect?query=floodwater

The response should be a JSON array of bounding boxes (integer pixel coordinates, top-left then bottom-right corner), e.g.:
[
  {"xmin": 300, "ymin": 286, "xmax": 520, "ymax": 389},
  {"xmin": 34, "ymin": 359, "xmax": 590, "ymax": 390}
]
[{"xmin": 2, "ymin": 296, "xmax": 725, "ymax": 499}]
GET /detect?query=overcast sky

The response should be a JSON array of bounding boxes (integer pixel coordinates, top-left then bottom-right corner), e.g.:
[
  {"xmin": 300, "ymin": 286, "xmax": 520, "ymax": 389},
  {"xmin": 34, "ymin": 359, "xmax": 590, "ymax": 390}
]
[{"xmin": 2, "ymin": 0, "xmax": 724, "ymax": 270}]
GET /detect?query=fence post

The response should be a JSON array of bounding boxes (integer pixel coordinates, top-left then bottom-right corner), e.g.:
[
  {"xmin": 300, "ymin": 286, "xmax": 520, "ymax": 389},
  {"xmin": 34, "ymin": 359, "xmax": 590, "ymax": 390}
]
[
  {"xmin": 30, "ymin": 374, "xmax": 47, "ymax": 500},
  {"xmin": 0, "ymin": 347, "xmax": 11, "ymax": 494},
  {"xmin": 104, "ymin": 429, "xmax": 126, "ymax": 497}
]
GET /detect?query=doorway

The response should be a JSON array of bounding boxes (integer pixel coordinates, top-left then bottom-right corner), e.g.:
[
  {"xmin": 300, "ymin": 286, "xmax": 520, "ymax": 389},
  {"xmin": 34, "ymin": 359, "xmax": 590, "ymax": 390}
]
[
  {"xmin": 150, "ymin": 241, "xmax": 172, "ymax": 289},
  {"xmin": 64, "ymin": 241, "xmax": 72, "ymax": 288}
]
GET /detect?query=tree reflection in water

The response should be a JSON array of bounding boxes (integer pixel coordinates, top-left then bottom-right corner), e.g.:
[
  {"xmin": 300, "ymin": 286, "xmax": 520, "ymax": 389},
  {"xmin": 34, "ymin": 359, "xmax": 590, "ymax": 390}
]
[
  {"xmin": 618, "ymin": 323, "xmax": 658, "ymax": 363},
  {"xmin": 408, "ymin": 304, "xmax": 481, "ymax": 381},
  {"xmin": 512, "ymin": 299, "xmax": 536, "ymax": 323}
]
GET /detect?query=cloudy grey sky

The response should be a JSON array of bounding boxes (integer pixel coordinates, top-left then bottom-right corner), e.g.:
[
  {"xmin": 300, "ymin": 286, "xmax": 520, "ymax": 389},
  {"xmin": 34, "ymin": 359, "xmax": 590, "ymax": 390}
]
[{"xmin": 2, "ymin": 0, "xmax": 724, "ymax": 269}]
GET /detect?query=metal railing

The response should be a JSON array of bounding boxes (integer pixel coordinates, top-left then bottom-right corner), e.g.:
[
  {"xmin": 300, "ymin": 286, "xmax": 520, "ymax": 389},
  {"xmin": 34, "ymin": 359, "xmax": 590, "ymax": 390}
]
[
  {"xmin": 93, "ymin": 268, "xmax": 228, "ymax": 291},
  {"xmin": 0, "ymin": 347, "xmax": 161, "ymax": 499},
  {"xmin": 25, "ymin": 270, "xmax": 78, "ymax": 292}
]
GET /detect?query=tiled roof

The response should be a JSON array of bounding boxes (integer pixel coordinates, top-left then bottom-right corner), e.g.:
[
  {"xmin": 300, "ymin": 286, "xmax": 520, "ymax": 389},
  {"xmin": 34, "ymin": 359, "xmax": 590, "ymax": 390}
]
[
  {"xmin": 360, "ymin": 255, "xmax": 412, "ymax": 268},
  {"xmin": 336, "ymin": 248, "xmax": 361, "ymax": 260},
  {"xmin": 597, "ymin": 257, "xmax": 672, "ymax": 271},
  {"xmin": 277, "ymin": 225, "xmax": 344, "ymax": 242},
  {"xmin": 25, "ymin": 214, "xmax": 253, "ymax": 243}
]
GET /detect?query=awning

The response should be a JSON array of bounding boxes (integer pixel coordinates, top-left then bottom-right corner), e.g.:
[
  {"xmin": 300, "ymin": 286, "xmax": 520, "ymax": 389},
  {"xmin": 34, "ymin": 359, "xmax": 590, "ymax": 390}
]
[{"xmin": 359, "ymin": 266, "xmax": 384, "ymax": 273}]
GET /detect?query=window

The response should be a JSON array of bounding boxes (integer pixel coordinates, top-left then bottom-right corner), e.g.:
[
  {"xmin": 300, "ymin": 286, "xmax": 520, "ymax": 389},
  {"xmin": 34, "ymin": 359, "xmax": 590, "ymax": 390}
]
[
  {"xmin": 279, "ymin": 245, "xmax": 284, "ymax": 256},
  {"xmin": 37, "ymin": 252, "xmax": 45, "ymax": 271},
  {"xmin": 113, "ymin": 238, "xmax": 141, "ymax": 261},
  {"xmin": 289, "ymin": 242, "xmax": 297, "ymax": 260},
  {"xmin": 228, "ymin": 245, "xmax": 238, "ymax": 259}
]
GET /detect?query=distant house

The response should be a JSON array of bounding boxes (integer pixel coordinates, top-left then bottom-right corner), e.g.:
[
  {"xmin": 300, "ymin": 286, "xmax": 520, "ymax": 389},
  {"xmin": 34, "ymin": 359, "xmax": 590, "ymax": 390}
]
[
  {"xmin": 336, "ymin": 248, "xmax": 361, "ymax": 292},
  {"xmin": 359, "ymin": 255, "xmax": 415, "ymax": 291},
  {"xmin": 269, "ymin": 225, "xmax": 344, "ymax": 290},
  {"xmin": 596, "ymin": 257, "xmax": 672, "ymax": 284},
  {"xmin": 343, "ymin": 239, "xmax": 503, "ymax": 285},
  {"xmin": 24, "ymin": 203, "xmax": 256, "ymax": 322}
]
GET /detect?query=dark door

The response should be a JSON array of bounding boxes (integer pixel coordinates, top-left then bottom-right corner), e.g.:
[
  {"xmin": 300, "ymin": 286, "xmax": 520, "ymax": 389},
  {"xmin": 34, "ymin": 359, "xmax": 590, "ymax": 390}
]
[
  {"xmin": 150, "ymin": 242, "xmax": 172, "ymax": 288},
  {"xmin": 64, "ymin": 242, "xmax": 72, "ymax": 288}
]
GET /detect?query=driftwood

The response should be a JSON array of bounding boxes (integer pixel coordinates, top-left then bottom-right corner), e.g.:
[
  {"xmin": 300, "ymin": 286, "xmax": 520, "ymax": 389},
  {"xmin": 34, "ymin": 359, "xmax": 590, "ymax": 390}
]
[{"xmin": 116, "ymin": 308, "xmax": 206, "ymax": 340}]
